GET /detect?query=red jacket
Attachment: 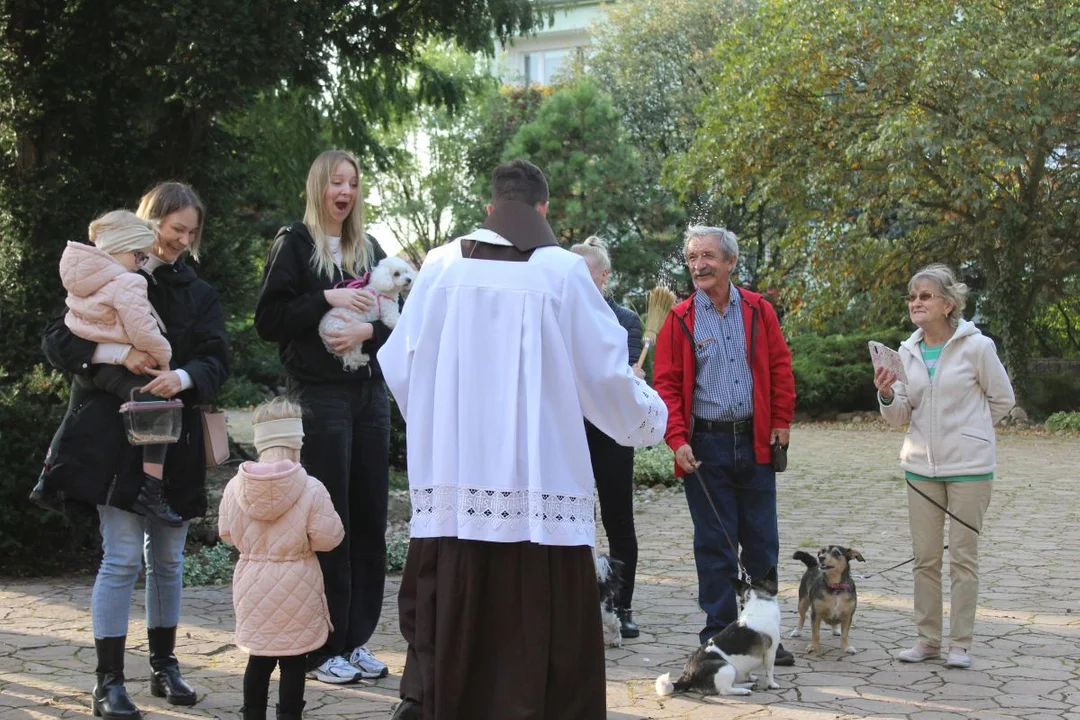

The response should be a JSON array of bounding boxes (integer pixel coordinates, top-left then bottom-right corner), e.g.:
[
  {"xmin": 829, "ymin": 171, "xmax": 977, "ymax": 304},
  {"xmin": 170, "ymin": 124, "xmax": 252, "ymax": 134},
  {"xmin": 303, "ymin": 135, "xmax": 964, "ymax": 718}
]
[{"xmin": 654, "ymin": 287, "xmax": 795, "ymax": 475}]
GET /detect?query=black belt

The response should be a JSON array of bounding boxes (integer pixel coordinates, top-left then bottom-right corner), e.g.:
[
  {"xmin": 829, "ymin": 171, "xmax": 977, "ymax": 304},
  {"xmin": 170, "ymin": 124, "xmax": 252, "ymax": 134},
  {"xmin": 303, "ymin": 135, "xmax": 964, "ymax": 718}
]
[{"xmin": 693, "ymin": 417, "xmax": 753, "ymax": 434}]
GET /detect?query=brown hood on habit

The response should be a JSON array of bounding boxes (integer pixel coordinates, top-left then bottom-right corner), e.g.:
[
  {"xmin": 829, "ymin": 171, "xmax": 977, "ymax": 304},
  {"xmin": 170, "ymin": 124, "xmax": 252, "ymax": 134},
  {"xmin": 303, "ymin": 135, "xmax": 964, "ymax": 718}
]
[{"xmin": 480, "ymin": 200, "xmax": 559, "ymax": 251}]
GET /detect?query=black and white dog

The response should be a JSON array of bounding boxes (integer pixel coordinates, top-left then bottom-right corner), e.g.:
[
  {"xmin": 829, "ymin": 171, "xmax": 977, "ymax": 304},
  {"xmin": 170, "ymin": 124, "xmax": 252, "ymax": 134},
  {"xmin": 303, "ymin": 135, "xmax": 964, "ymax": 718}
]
[
  {"xmin": 596, "ymin": 553, "xmax": 624, "ymax": 648},
  {"xmin": 656, "ymin": 568, "xmax": 782, "ymax": 696}
]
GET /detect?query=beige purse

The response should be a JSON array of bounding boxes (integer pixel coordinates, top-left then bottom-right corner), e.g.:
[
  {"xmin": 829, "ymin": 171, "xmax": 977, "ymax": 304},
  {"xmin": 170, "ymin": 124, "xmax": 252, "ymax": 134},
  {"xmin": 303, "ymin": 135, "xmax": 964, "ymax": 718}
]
[{"xmin": 200, "ymin": 407, "xmax": 230, "ymax": 468}]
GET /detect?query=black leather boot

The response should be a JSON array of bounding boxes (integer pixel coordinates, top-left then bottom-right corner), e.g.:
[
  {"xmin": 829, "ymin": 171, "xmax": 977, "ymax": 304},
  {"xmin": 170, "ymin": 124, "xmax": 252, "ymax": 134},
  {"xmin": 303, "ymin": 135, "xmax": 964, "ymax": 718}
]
[
  {"xmin": 91, "ymin": 636, "xmax": 141, "ymax": 719},
  {"xmin": 390, "ymin": 698, "xmax": 422, "ymax": 720},
  {"xmin": 276, "ymin": 701, "xmax": 305, "ymax": 719},
  {"xmin": 775, "ymin": 643, "xmax": 795, "ymax": 666},
  {"xmin": 148, "ymin": 626, "xmax": 198, "ymax": 706},
  {"xmin": 132, "ymin": 475, "xmax": 184, "ymax": 527},
  {"xmin": 29, "ymin": 472, "xmax": 65, "ymax": 514},
  {"xmin": 616, "ymin": 608, "xmax": 640, "ymax": 639},
  {"xmin": 241, "ymin": 706, "xmax": 267, "ymax": 720}
]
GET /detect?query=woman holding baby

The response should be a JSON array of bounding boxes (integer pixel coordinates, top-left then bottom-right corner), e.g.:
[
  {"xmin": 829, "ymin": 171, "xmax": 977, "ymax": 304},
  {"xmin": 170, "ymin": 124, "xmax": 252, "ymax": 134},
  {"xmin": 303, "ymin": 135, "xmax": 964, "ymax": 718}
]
[{"xmin": 255, "ymin": 149, "xmax": 394, "ymax": 685}]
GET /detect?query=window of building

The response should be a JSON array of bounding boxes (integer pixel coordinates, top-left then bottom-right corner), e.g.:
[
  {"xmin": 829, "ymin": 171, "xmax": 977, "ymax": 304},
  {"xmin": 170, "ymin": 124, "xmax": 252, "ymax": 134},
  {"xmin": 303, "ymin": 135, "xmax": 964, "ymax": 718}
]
[{"xmin": 523, "ymin": 48, "xmax": 574, "ymax": 85}]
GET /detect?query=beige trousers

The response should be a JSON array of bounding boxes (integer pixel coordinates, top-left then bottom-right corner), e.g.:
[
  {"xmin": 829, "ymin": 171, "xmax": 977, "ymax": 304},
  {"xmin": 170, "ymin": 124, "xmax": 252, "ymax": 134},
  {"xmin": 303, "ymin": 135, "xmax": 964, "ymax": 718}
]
[{"xmin": 907, "ymin": 479, "xmax": 992, "ymax": 650}]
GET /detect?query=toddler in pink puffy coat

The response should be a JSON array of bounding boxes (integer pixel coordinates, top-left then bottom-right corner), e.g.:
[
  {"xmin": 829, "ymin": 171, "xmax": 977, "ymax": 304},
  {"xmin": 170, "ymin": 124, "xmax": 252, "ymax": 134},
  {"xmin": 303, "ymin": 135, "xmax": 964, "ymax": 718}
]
[
  {"xmin": 33, "ymin": 210, "xmax": 183, "ymax": 525},
  {"xmin": 219, "ymin": 397, "xmax": 344, "ymax": 720}
]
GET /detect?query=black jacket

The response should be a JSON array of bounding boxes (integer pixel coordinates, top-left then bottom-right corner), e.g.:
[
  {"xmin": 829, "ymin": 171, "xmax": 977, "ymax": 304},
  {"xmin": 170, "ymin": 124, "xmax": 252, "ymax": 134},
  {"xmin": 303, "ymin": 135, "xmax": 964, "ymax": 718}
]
[
  {"xmin": 41, "ymin": 259, "xmax": 230, "ymax": 519},
  {"xmin": 255, "ymin": 223, "xmax": 392, "ymax": 384},
  {"xmin": 607, "ymin": 298, "xmax": 643, "ymax": 366}
]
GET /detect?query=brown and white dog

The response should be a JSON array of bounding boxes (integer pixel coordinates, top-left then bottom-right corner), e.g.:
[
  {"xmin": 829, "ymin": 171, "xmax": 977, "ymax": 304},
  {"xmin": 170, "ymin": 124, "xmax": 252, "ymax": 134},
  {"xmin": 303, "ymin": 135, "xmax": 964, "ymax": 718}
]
[{"xmin": 790, "ymin": 546, "xmax": 864, "ymax": 655}]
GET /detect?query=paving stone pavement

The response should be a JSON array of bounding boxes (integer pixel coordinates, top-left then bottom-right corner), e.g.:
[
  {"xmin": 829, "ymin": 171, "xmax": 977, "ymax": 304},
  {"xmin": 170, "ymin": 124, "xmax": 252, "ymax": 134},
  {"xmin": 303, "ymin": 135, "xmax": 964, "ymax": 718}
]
[{"xmin": 2, "ymin": 425, "xmax": 1078, "ymax": 719}]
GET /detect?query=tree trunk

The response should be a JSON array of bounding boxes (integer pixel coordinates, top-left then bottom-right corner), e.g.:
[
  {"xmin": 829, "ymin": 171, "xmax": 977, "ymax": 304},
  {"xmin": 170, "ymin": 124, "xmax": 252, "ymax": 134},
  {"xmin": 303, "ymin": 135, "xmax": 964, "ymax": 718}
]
[{"xmin": 981, "ymin": 235, "xmax": 1032, "ymax": 405}]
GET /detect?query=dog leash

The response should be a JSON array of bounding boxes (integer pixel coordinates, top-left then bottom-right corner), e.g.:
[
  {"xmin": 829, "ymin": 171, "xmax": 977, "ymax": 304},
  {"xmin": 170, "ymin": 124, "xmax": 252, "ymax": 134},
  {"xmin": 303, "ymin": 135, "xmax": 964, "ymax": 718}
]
[
  {"xmin": 906, "ymin": 480, "xmax": 981, "ymax": 534},
  {"xmin": 863, "ymin": 481, "xmax": 980, "ymax": 578},
  {"xmin": 687, "ymin": 469, "xmax": 751, "ymax": 582}
]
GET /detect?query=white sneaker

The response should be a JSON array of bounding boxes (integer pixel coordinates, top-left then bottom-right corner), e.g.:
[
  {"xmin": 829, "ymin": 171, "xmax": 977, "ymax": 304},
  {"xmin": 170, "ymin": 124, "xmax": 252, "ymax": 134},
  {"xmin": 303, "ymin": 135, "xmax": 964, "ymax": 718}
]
[
  {"xmin": 897, "ymin": 643, "xmax": 940, "ymax": 663},
  {"xmin": 349, "ymin": 646, "xmax": 389, "ymax": 679},
  {"xmin": 945, "ymin": 647, "xmax": 971, "ymax": 668},
  {"xmin": 308, "ymin": 655, "xmax": 361, "ymax": 684}
]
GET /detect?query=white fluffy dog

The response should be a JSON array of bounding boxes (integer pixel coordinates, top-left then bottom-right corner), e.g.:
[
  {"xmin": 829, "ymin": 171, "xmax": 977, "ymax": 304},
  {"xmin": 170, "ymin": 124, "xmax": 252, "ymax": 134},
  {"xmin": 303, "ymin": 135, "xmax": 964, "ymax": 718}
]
[{"xmin": 319, "ymin": 256, "xmax": 415, "ymax": 371}]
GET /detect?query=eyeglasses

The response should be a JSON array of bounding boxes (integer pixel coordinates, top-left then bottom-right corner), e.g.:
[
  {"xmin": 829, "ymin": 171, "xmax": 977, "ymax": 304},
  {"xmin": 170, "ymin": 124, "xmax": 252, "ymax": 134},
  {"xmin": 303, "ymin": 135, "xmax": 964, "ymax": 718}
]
[
  {"xmin": 906, "ymin": 292, "xmax": 938, "ymax": 303},
  {"xmin": 133, "ymin": 250, "xmax": 149, "ymax": 265}
]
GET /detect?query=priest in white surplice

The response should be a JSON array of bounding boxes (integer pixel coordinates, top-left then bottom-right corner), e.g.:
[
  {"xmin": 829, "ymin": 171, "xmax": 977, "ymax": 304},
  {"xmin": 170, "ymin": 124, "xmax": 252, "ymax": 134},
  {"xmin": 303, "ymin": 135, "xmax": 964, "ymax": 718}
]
[{"xmin": 378, "ymin": 160, "xmax": 667, "ymax": 720}]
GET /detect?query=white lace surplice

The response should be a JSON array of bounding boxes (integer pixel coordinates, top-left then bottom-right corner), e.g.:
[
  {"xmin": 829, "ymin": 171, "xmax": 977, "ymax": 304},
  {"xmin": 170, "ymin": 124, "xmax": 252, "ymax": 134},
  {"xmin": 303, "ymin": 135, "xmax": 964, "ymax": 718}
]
[{"xmin": 378, "ymin": 238, "xmax": 667, "ymax": 546}]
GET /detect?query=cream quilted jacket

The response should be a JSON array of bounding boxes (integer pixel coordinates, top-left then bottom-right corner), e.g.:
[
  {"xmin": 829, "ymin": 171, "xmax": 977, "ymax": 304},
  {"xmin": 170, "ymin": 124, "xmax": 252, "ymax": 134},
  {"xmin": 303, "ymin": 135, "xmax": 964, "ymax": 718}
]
[
  {"xmin": 219, "ymin": 460, "xmax": 344, "ymax": 656},
  {"xmin": 59, "ymin": 242, "xmax": 172, "ymax": 369}
]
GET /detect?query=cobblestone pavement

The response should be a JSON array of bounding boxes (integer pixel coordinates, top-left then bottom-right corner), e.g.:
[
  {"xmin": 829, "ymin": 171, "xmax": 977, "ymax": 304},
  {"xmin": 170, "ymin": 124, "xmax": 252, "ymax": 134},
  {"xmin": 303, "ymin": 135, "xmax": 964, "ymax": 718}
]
[{"xmin": 2, "ymin": 426, "xmax": 1078, "ymax": 719}]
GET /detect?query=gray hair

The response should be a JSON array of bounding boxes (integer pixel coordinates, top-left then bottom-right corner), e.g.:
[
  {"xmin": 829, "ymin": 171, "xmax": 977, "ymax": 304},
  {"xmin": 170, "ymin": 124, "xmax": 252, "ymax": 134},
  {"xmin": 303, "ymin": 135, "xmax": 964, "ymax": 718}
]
[
  {"xmin": 909, "ymin": 263, "xmax": 968, "ymax": 327},
  {"xmin": 569, "ymin": 235, "xmax": 611, "ymax": 271},
  {"xmin": 684, "ymin": 225, "xmax": 739, "ymax": 260}
]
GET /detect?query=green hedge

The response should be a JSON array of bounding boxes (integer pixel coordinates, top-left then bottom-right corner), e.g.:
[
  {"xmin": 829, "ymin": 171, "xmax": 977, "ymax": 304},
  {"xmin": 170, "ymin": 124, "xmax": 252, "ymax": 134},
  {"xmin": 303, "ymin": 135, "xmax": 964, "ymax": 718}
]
[
  {"xmin": 0, "ymin": 365, "xmax": 99, "ymax": 575},
  {"xmin": 788, "ymin": 329, "xmax": 910, "ymax": 415},
  {"xmin": 634, "ymin": 444, "xmax": 678, "ymax": 487},
  {"xmin": 1026, "ymin": 372, "xmax": 1080, "ymax": 419}
]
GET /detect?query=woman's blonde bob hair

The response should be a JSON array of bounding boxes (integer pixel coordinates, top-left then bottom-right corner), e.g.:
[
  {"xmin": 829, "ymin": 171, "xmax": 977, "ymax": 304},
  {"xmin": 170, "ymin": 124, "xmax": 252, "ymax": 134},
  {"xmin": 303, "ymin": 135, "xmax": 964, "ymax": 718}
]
[
  {"xmin": 136, "ymin": 182, "xmax": 205, "ymax": 261},
  {"xmin": 304, "ymin": 149, "xmax": 371, "ymax": 281},
  {"xmin": 909, "ymin": 263, "xmax": 968, "ymax": 327},
  {"xmin": 569, "ymin": 235, "xmax": 611, "ymax": 271}
]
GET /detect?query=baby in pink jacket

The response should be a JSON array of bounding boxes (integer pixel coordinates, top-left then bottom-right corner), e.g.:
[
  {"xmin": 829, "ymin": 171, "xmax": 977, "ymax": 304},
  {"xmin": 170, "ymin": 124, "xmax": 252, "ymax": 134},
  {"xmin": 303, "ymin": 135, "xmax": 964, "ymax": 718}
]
[
  {"xmin": 52, "ymin": 210, "xmax": 182, "ymax": 525},
  {"xmin": 219, "ymin": 397, "xmax": 344, "ymax": 720}
]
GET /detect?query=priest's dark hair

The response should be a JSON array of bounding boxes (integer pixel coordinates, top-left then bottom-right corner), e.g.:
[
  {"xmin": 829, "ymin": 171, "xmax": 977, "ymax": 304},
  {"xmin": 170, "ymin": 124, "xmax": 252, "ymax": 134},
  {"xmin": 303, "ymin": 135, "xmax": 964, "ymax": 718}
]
[{"xmin": 491, "ymin": 159, "xmax": 549, "ymax": 207}]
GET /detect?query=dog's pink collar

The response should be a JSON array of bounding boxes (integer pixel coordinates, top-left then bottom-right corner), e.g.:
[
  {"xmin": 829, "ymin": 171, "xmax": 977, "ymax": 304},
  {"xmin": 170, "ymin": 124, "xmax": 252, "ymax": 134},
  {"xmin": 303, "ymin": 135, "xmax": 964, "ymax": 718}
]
[{"xmin": 826, "ymin": 582, "xmax": 853, "ymax": 593}]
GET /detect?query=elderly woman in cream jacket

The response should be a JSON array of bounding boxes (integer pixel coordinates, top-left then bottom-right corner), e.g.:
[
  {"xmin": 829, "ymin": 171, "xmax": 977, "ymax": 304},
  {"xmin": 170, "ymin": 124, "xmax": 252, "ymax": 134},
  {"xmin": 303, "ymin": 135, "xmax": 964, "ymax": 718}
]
[{"xmin": 874, "ymin": 264, "xmax": 1014, "ymax": 670}]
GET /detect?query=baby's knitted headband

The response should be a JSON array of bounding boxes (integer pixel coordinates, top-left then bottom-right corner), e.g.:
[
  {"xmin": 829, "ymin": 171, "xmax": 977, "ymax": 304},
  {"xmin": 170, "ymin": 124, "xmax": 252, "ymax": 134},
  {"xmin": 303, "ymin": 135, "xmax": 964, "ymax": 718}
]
[{"xmin": 252, "ymin": 418, "xmax": 304, "ymax": 455}]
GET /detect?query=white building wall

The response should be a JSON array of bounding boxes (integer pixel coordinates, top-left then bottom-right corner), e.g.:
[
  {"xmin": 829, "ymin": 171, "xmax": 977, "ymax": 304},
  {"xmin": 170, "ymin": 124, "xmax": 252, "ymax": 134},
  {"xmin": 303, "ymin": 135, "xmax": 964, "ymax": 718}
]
[{"xmin": 493, "ymin": 2, "xmax": 610, "ymax": 84}]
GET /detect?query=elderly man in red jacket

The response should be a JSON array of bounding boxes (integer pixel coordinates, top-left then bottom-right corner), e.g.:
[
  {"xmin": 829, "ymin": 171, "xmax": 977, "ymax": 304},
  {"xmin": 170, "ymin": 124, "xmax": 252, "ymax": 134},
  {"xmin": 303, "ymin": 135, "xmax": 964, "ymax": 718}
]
[{"xmin": 654, "ymin": 225, "xmax": 796, "ymax": 664}]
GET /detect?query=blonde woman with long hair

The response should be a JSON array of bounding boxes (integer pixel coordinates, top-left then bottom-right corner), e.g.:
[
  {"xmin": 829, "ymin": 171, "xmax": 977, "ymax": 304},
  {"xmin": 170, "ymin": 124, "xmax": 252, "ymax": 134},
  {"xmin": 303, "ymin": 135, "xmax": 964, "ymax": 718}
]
[{"xmin": 255, "ymin": 150, "xmax": 394, "ymax": 685}]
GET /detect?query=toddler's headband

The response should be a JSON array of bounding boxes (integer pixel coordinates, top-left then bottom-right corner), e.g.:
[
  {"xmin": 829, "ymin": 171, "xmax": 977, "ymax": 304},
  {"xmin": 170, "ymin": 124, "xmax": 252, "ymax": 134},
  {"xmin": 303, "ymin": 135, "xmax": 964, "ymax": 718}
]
[{"xmin": 253, "ymin": 418, "xmax": 304, "ymax": 455}]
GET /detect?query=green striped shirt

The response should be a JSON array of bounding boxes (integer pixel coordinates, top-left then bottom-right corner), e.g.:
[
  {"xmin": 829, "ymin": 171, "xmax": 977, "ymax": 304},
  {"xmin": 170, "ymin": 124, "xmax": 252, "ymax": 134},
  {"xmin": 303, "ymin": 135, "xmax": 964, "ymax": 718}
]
[
  {"xmin": 906, "ymin": 471, "xmax": 993, "ymax": 483},
  {"xmin": 920, "ymin": 340, "xmax": 945, "ymax": 380}
]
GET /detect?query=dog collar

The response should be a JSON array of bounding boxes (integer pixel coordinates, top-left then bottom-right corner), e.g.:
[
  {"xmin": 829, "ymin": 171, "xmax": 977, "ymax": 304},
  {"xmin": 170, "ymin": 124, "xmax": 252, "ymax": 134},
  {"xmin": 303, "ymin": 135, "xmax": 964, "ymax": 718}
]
[{"xmin": 826, "ymin": 582, "xmax": 852, "ymax": 593}]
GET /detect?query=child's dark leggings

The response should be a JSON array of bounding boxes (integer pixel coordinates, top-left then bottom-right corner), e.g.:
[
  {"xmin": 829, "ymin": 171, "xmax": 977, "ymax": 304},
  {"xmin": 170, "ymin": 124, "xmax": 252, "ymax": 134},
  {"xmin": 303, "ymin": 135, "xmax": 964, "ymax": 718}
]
[{"xmin": 243, "ymin": 653, "xmax": 306, "ymax": 713}]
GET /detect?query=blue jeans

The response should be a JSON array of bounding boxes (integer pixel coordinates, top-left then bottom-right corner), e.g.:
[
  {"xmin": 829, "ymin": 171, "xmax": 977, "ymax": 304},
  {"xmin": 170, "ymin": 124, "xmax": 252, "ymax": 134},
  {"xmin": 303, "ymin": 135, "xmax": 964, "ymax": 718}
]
[
  {"xmin": 684, "ymin": 430, "xmax": 778, "ymax": 645},
  {"xmin": 91, "ymin": 505, "xmax": 189, "ymax": 638}
]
